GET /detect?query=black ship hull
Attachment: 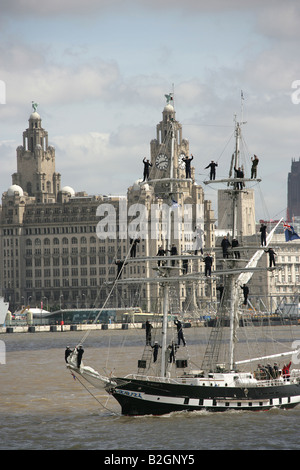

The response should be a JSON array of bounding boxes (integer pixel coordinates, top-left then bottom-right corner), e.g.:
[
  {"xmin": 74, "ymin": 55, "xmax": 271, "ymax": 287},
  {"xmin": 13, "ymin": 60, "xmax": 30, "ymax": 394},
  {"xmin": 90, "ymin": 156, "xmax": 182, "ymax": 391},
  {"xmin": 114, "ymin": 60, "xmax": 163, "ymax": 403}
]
[{"xmin": 108, "ymin": 378, "xmax": 300, "ymax": 416}]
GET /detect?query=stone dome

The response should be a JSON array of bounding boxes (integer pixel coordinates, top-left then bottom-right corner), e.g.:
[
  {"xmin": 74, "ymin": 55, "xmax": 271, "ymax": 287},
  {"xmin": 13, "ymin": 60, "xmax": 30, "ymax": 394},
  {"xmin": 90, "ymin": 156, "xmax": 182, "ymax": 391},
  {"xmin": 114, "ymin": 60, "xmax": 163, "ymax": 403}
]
[
  {"xmin": 61, "ymin": 186, "xmax": 75, "ymax": 196},
  {"xmin": 163, "ymin": 103, "xmax": 174, "ymax": 113},
  {"xmin": 7, "ymin": 185, "xmax": 24, "ymax": 197},
  {"xmin": 29, "ymin": 111, "xmax": 41, "ymax": 120}
]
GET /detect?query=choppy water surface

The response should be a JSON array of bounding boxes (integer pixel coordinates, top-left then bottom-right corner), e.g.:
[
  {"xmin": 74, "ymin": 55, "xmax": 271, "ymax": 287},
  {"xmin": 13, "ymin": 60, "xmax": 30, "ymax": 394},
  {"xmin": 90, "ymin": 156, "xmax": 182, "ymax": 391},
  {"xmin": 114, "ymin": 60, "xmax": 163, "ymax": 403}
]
[{"xmin": 1, "ymin": 327, "xmax": 300, "ymax": 451}]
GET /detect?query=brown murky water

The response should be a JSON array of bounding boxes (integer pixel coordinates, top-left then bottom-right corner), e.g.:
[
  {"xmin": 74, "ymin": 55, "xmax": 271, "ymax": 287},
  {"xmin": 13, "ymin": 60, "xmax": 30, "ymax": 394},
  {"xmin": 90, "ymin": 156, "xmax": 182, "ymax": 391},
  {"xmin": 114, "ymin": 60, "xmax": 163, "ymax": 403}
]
[{"xmin": 1, "ymin": 326, "xmax": 300, "ymax": 450}]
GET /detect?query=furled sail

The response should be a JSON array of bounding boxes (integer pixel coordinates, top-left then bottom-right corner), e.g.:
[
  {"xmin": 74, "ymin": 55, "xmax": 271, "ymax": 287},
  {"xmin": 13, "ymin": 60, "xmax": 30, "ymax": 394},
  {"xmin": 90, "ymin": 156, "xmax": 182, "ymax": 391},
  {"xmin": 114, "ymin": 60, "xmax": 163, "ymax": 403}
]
[{"xmin": 237, "ymin": 218, "xmax": 283, "ymax": 286}]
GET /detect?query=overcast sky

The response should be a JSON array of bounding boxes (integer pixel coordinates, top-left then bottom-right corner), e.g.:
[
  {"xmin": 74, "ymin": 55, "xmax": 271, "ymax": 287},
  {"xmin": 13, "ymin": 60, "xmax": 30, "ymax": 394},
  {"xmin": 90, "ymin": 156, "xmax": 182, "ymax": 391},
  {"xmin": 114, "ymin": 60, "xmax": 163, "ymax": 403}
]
[{"xmin": 1, "ymin": 0, "xmax": 300, "ymax": 222}]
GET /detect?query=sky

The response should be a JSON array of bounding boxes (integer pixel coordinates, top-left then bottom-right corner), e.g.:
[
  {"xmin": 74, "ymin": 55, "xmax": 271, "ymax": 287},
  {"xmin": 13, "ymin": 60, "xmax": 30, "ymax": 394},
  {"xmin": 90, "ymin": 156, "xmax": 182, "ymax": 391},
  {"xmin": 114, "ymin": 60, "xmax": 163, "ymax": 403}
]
[{"xmin": 1, "ymin": 0, "xmax": 300, "ymax": 223}]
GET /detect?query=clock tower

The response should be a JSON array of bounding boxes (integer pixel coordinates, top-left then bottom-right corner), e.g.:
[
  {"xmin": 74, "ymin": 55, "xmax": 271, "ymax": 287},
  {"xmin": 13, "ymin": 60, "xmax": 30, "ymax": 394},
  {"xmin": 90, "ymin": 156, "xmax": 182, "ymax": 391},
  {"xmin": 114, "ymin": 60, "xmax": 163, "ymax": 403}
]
[
  {"xmin": 12, "ymin": 103, "xmax": 61, "ymax": 203},
  {"xmin": 150, "ymin": 96, "xmax": 191, "ymax": 183}
]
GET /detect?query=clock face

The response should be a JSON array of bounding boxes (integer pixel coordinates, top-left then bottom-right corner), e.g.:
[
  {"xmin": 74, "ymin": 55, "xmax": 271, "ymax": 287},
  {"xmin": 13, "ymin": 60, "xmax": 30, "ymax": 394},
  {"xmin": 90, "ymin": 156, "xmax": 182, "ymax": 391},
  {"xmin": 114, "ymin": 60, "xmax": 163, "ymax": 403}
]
[
  {"xmin": 178, "ymin": 152, "xmax": 186, "ymax": 169},
  {"xmin": 155, "ymin": 153, "xmax": 169, "ymax": 170}
]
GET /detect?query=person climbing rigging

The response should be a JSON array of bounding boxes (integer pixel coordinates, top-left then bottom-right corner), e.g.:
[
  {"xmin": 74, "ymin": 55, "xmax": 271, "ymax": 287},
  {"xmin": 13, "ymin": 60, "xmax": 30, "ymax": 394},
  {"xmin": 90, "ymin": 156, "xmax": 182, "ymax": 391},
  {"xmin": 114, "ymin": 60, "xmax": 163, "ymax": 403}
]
[
  {"xmin": 174, "ymin": 318, "xmax": 186, "ymax": 346},
  {"xmin": 251, "ymin": 155, "xmax": 259, "ymax": 179},
  {"xmin": 240, "ymin": 284, "xmax": 249, "ymax": 305}
]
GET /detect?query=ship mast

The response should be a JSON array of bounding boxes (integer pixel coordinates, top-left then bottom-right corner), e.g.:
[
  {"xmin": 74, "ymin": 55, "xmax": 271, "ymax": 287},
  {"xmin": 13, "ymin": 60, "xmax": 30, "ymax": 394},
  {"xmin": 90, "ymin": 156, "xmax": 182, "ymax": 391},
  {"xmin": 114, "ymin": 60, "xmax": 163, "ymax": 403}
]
[
  {"xmin": 229, "ymin": 116, "xmax": 242, "ymax": 369},
  {"xmin": 161, "ymin": 118, "xmax": 175, "ymax": 377}
]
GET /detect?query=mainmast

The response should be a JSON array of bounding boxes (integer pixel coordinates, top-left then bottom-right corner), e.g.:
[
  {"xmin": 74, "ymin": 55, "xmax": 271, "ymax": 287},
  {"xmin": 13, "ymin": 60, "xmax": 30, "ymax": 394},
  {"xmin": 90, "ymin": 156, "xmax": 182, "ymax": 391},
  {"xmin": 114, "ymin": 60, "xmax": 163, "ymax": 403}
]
[
  {"xmin": 160, "ymin": 119, "xmax": 175, "ymax": 377},
  {"xmin": 203, "ymin": 107, "xmax": 253, "ymax": 371}
]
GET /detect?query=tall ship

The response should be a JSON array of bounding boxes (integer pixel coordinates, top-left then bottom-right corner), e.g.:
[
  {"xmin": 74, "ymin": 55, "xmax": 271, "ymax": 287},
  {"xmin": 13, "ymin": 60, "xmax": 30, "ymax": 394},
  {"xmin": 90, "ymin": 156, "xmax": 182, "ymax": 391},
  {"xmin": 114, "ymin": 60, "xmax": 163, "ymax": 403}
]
[{"xmin": 67, "ymin": 94, "xmax": 300, "ymax": 415}]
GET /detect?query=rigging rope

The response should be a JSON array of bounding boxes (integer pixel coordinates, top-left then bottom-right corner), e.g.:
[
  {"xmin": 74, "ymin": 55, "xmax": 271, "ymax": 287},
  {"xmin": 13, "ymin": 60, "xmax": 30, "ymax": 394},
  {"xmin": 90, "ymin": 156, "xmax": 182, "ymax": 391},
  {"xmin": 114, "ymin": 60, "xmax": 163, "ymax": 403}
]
[
  {"xmin": 74, "ymin": 117, "xmax": 178, "ymax": 349},
  {"xmin": 69, "ymin": 371, "xmax": 120, "ymax": 416}
]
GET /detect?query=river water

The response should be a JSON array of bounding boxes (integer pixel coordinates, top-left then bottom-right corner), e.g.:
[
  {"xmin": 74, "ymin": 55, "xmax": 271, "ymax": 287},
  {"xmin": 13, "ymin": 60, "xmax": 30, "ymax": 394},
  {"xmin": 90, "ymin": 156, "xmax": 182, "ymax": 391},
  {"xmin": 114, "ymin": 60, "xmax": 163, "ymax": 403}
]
[{"xmin": 1, "ymin": 326, "xmax": 300, "ymax": 452}]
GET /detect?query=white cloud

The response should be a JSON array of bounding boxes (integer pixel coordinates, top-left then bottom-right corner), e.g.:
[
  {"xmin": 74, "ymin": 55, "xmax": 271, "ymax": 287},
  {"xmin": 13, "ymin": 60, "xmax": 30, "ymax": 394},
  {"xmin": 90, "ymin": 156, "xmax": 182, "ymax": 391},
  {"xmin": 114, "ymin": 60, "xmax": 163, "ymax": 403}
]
[{"xmin": 1, "ymin": 1, "xmax": 300, "ymax": 224}]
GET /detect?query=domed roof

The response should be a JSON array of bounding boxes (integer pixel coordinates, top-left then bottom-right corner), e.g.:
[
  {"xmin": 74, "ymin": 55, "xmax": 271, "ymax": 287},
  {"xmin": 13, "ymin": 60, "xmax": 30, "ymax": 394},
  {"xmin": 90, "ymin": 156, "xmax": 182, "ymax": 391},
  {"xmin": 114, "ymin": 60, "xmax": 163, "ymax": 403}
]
[
  {"xmin": 61, "ymin": 186, "xmax": 75, "ymax": 196},
  {"xmin": 7, "ymin": 185, "xmax": 24, "ymax": 197},
  {"xmin": 163, "ymin": 103, "xmax": 174, "ymax": 112},
  {"xmin": 29, "ymin": 111, "xmax": 41, "ymax": 120}
]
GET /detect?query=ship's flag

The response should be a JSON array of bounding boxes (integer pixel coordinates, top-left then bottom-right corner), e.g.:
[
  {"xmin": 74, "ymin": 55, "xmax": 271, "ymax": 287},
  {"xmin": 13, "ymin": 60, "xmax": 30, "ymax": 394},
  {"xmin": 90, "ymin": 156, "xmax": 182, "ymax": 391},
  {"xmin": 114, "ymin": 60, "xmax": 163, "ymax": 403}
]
[{"xmin": 283, "ymin": 223, "xmax": 300, "ymax": 242}]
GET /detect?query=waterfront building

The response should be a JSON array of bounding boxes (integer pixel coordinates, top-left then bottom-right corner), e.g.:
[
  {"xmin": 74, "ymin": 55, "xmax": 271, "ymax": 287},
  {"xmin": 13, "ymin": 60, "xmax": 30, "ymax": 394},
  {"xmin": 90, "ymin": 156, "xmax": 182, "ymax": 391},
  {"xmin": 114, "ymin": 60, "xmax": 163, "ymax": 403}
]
[
  {"xmin": 287, "ymin": 158, "xmax": 300, "ymax": 219},
  {"xmin": 0, "ymin": 100, "xmax": 215, "ymax": 313}
]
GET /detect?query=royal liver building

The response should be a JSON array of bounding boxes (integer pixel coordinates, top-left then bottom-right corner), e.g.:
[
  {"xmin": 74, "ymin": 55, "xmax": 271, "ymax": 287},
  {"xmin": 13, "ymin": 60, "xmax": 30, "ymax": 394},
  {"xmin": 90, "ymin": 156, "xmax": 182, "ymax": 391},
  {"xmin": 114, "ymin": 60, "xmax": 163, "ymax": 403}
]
[{"xmin": 0, "ymin": 98, "xmax": 215, "ymax": 313}]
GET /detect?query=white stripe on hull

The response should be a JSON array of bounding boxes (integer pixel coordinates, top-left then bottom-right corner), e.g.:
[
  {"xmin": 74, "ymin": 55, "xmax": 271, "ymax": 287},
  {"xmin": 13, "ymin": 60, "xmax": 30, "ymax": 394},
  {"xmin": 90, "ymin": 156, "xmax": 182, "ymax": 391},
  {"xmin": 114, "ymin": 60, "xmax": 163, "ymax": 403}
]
[{"xmin": 116, "ymin": 388, "xmax": 300, "ymax": 410}]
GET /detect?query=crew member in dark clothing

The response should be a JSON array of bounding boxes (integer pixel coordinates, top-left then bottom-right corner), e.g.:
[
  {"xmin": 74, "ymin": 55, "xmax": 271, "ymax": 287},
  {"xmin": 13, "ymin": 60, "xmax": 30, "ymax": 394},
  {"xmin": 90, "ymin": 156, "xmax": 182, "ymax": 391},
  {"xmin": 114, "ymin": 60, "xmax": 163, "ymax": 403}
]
[
  {"xmin": 130, "ymin": 238, "xmax": 140, "ymax": 257},
  {"xmin": 145, "ymin": 320, "xmax": 153, "ymax": 346},
  {"xmin": 273, "ymin": 363, "xmax": 279, "ymax": 378},
  {"xmin": 251, "ymin": 155, "xmax": 259, "ymax": 179},
  {"xmin": 216, "ymin": 284, "xmax": 224, "ymax": 302},
  {"xmin": 143, "ymin": 157, "xmax": 152, "ymax": 181},
  {"xmin": 205, "ymin": 160, "xmax": 218, "ymax": 180},
  {"xmin": 115, "ymin": 259, "xmax": 127, "ymax": 279},
  {"xmin": 183, "ymin": 154, "xmax": 193, "ymax": 178},
  {"xmin": 234, "ymin": 166, "xmax": 244, "ymax": 189},
  {"xmin": 168, "ymin": 342, "xmax": 177, "ymax": 363},
  {"xmin": 264, "ymin": 247, "xmax": 276, "ymax": 267},
  {"xmin": 174, "ymin": 319, "xmax": 186, "ymax": 346},
  {"xmin": 77, "ymin": 345, "xmax": 84, "ymax": 368},
  {"xmin": 156, "ymin": 246, "xmax": 166, "ymax": 266},
  {"xmin": 241, "ymin": 284, "xmax": 249, "ymax": 305},
  {"xmin": 232, "ymin": 238, "xmax": 240, "ymax": 258},
  {"xmin": 221, "ymin": 236, "xmax": 231, "ymax": 258},
  {"xmin": 168, "ymin": 244, "xmax": 178, "ymax": 266},
  {"xmin": 266, "ymin": 363, "xmax": 275, "ymax": 379},
  {"xmin": 260, "ymin": 223, "xmax": 267, "ymax": 246},
  {"xmin": 182, "ymin": 259, "xmax": 188, "ymax": 274},
  {"xmin": 152, "ymin": 341, "xmax": 161, "ymax": 363},
  {"xmin": 204, "ymin": 253, "xmax": 213, "ymax": 277},
  {"xmin": 65, "ymin": 346, "xmax": 72, "ymax": 363}
]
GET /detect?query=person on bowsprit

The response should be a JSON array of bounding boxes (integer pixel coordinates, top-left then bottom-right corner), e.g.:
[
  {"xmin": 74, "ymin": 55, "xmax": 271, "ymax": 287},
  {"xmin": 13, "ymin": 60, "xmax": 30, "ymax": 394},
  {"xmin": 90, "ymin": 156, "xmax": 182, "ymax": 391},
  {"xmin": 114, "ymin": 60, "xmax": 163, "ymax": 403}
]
[
  {"xmin": 76, "ymin": 345, "xmax": 84, "ymax": 368},
  {"xmin": 264, "ymin": 247, "xmax": 277, "ymax": 267},
  {"xmin": 260, "ymin": 223, "xmax": 267, "ymax": 246},
  {"xmin": 205, "ymin": 160, "xmax": 218, "ymax": 180},
  {"xmin": 142, "ymin": 157, "xmax": 152, "ymax": 181},
  {"xmin": 240, "ymin": 284, "xmax": 249, "ymax": 305},
  {"xmin": 251, "ymin": 155, "xmax": 259, "ymax": 179},
  {"xmin": 183, "ymin": 154, "xmax": 193, "ymax": 178},
  {"xmin": 174, "ymin": 318, "xmax": 186, "ymax": 346},
  {"xmin": 65, "ymin": 346, "xmax": 72, "ymax": 363}
]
